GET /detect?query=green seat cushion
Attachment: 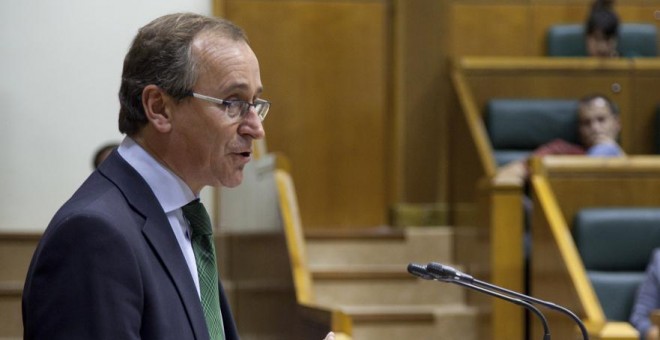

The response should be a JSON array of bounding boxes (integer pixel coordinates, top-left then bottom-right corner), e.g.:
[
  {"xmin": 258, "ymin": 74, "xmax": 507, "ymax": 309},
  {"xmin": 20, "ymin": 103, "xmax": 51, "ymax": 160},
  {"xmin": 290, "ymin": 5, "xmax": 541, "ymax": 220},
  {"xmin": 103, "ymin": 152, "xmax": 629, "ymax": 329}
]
[{"xmin": 589, "ymin": 271, "xmax": 646, "ymax": 321}]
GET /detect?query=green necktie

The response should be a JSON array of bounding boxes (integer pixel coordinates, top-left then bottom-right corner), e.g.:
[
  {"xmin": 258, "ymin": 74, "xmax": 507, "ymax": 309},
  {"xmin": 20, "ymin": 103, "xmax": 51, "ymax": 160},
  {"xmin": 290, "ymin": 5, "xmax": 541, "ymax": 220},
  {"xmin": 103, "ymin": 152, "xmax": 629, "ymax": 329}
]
[{"xmin": 182, "ymin": 200, "xmax": 225, "ymax": 340}]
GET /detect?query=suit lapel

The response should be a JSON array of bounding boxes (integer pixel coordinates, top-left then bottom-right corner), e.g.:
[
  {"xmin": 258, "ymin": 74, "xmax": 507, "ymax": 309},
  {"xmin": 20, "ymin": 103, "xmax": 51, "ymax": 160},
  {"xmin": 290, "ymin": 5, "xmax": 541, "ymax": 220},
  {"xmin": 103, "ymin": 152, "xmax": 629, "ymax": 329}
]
[
  {"xmin": 99, "ymin": 151, "xmax": 210, "ymax": 340},
  {"xmin": 142, "ymin": 219, "xmax": 209, "ymax": 340}
]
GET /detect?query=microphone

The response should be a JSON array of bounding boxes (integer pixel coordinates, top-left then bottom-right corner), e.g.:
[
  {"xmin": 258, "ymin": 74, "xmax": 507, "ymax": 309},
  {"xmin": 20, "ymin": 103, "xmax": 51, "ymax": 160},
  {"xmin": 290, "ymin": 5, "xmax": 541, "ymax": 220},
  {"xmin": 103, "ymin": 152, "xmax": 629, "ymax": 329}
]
[
  {"xmin": 407, "ymin": 263, "xmax": 435, "ymax": 280},
  {"xmin": 408, "ymin": 263, "xmax": 551, "ymax": 340},
  {"xmin": 425, "ymin": 262, "xmax": 475, "ymax": 282},
  {"xmin": 425, "ymin": 262, "xmax": 588, "ymax": 340}
]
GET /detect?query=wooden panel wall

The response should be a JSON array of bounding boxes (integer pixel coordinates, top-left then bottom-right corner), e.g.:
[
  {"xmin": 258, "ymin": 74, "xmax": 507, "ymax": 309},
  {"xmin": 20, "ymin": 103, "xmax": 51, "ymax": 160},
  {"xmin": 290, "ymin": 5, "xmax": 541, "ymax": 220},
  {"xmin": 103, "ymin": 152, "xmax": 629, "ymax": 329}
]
[
  {"xmin": 221, "ymin": 0, "xmax": 391, "ymax": 228},
  {"xmin": 450, "ymin": 2, "xmax": 660, "ymax": 58},
  {"xmin": 450, "ymin": 4, "xmax": 534, "ymax": 56},
  {"xmin": 393, "ymin": 0, "xmax": 450, "ymax": 208}
]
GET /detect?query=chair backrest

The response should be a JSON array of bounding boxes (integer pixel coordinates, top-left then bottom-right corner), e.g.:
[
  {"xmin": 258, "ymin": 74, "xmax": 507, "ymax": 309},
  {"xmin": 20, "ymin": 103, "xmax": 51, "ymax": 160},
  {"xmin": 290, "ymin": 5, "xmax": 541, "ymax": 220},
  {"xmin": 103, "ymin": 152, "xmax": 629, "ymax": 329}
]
[
  {"xmin": 547, "ymin": 24, "xmax": 587, "ymax": 57},
  {"xmin": 547, "ymin": 23, "xmax": 658, "ymax": 57},
  {"xmin": 486, "ymin": 99, "xmax": 579, "ymax": 166},
  {"xmin": 572, "ymin": 207, "xmax": 660, "ymax": 321},
  {"xmin": 619, "ymin": 24, "xmax": 658, "ymax": 57}
]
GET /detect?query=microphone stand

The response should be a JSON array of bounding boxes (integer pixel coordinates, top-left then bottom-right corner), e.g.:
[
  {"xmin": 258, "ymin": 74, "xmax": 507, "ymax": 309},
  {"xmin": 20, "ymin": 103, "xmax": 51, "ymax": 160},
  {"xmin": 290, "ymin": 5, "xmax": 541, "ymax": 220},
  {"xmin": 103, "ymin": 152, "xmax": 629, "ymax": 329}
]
[
  {"xmin": 420, "ymin": 262, "xmax": 589, "ymax": 340},
  {"xmin": 408, "ymin": 264, "xmax": 551, "ymax": 339},
  {"xmin": 454, "ymin": 280, "xmax": 551, "ymax": 340},
  {"xmin": 409, "ymin": 264, "xmax": 551, "ymax": 340},
  {"xmin": 424, "ymin": 262, "xmax": 588, "ymax": 340},
  {"xmin": 472, "ymin": 277, "xmax": 588, "ymax": 340}
]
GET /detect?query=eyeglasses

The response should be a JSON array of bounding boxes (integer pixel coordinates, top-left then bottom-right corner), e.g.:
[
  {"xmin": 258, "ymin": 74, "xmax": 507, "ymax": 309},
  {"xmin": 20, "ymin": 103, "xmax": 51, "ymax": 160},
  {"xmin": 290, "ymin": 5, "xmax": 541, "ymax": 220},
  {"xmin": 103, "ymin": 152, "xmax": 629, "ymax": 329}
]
[{"xmin": 191, "ymin": 92, "xmax": 270, "ymax": 121}]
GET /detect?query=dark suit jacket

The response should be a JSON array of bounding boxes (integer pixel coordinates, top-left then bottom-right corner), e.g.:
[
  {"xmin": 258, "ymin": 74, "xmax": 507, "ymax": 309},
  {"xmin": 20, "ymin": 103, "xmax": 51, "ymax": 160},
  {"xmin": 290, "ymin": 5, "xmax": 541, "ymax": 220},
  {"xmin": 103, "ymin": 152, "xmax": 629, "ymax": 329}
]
[{"xmin": 23, "ymin": 150, "xmax": 238, "ymax": 340}]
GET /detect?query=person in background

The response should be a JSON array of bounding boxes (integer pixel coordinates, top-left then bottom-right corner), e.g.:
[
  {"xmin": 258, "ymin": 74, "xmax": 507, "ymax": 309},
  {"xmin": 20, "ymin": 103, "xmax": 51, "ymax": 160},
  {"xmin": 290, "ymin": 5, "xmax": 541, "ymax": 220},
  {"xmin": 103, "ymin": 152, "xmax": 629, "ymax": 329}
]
[
  {"xmin": 22, "ymin": 12, "xmax": 333, "ymax": 340},
  {"xmin": 630, "ymin": 249, "xmax": 660, "ymax": 340},
  {"xmin": 575, "ymin": 93, "xmax": 622, "ymax": 156},
  {"xmin": 92, "ymin": 142, "xmax": 119, "ymax": 169},
  {"xmin": 585, "ymin": 0, "xmax": 620, "ymax": 57},
  {"xmin": 499, "ymin": 93, "xmax": 624, "ymax": 179}
]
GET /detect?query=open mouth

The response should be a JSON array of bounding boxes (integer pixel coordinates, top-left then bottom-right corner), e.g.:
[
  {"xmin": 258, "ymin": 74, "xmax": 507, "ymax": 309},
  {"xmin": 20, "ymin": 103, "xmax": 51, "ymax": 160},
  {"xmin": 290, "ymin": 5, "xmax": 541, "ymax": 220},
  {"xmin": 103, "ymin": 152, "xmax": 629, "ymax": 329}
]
[{"xmin": 240, "ymin": 152, "xmax": 251, "ymax": 157}]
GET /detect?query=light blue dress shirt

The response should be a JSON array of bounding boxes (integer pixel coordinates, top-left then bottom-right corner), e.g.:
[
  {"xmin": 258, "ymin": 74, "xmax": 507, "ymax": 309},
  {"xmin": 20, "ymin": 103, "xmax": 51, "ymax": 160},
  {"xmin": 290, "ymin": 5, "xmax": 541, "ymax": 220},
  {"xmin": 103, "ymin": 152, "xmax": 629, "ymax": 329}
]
[{"xmin": 587, "ymin": 142, "xmax": 624, "ymax": 157}]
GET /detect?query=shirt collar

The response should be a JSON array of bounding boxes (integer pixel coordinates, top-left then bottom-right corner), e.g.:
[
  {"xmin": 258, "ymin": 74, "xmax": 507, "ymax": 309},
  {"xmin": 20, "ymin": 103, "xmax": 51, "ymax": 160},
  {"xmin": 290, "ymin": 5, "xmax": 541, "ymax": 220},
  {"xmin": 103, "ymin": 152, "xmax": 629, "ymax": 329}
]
[{"xmin": 117, "ymin": 137, "xmax": 196, "ymax": 212}]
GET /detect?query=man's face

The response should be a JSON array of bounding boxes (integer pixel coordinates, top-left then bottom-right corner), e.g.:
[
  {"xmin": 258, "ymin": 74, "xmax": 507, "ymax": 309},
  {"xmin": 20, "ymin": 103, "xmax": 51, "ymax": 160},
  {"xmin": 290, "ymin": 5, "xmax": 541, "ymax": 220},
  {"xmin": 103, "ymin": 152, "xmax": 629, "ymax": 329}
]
[
  {"xmin": 168, "ymin": 35, "xmax": 265, "ymax": 192},
  {"xmin": 578, "ymin": 97, "xmax": 620, "ymax": 148}
]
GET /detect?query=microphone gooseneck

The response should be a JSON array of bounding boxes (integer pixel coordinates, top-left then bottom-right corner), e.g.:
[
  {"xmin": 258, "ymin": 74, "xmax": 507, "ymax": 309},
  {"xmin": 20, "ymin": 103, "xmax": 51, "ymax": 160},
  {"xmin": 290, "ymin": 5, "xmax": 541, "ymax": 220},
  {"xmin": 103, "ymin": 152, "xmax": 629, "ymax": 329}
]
[
  {"xmin": 453, "ymin": 280, "xmax": 551, "ymax": 340},
  {"xmin": 472, "ymin": 276, "xmax": 588, "ymax": 340}
]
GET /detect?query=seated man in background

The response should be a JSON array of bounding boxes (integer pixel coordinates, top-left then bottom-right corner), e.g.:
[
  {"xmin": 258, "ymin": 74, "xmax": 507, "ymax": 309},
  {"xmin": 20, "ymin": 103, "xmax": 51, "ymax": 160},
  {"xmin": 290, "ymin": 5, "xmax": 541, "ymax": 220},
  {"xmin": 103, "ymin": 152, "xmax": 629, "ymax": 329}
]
[
  {"xmin": 630, "ymin": 249, "xmax": 660, "ymax": 340},
  {"xmin": 499, "ymin": 93, "xmax": 624, "ymax": 179},
  {"xmin": 585, "ymin": 0, "xmax": 620, "ymax": 57}
]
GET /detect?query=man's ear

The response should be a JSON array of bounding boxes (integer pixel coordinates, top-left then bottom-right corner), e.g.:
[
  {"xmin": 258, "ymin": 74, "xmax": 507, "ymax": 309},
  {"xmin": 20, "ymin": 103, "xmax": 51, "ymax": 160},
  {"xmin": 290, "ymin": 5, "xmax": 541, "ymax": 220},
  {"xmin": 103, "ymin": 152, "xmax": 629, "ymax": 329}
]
[{"xmin": 142, "ymin": 84, "xmax": 172, "ymax": 133}]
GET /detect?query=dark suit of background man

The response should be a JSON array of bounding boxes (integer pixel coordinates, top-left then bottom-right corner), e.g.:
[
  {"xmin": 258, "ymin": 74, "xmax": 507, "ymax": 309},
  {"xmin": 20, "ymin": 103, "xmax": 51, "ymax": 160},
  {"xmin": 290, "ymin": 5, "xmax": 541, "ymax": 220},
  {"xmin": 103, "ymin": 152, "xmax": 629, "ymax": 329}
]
[{"xmin": 22, "ymin": 13, "xmax": 270, "ymax": 340}]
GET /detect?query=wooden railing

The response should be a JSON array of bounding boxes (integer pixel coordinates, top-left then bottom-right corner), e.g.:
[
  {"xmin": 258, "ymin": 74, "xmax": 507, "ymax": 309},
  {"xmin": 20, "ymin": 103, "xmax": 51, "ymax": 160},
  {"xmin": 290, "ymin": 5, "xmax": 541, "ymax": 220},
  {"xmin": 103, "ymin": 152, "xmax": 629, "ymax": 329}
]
[{"xmin": 275, "ymin": 168, "xmax": 353, "ymax": 339}]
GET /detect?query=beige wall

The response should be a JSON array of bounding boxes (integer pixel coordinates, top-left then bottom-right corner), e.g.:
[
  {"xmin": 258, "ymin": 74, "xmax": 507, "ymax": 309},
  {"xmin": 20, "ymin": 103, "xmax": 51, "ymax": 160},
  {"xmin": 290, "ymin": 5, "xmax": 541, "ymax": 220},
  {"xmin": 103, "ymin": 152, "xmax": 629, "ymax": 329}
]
[{"xmin": 0, "ymin": 0, "xmax": 212, "ymax": 232}]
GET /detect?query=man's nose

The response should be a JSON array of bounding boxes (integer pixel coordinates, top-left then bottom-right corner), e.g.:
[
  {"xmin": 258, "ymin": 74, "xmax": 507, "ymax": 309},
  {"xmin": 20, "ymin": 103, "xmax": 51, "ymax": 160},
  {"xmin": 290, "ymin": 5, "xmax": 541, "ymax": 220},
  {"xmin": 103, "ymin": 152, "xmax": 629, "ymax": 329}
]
[{"xmin": 240, "ymin": 108, "xmax": 266, "ymax": 139}]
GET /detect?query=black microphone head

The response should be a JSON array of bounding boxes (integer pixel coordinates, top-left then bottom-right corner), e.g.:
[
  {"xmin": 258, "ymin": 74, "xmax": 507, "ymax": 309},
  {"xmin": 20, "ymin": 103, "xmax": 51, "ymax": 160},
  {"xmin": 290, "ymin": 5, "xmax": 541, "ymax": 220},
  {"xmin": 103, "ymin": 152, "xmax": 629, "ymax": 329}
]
[
  {"xmin": 426, "ymin": 262, "xmax": 451, "ymax": 279},
  {"xmin": 407, "ymin": 263, "xmax": 434, "ymax": 280},
  {"xmin": 426, "ymin": 262, "xmax": 473, "ymax": 282}
]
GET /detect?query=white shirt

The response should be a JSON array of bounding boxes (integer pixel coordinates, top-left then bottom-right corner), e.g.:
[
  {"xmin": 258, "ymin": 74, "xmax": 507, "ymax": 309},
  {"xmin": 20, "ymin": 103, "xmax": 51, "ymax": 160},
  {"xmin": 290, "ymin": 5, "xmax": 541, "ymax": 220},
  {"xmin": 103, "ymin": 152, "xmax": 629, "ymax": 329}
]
[{"xmin": 117, "ymin": 137, "xmax": 201, "ymax": 296}]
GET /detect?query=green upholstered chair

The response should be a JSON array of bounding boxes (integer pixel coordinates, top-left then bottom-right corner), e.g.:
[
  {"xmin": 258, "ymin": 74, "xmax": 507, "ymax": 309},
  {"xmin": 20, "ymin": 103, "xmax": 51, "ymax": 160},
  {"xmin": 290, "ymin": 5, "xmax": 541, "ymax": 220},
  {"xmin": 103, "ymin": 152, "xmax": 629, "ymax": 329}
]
[
  {"xmin": 619, "ymin": 24, "xmax": 658, "ymax": 57},
  {"xmin": 547, "ymin": 24, "xmax": 587, "ymax": 57},
  {"xmin": 547, "ymin": 23, "xmax": 658, "ymax": 57},
  {"xmin": 572, "ymin": 208, "xmax": 660, "ymax": 321},
  {"xmin": 486, "ymin": 99, "xmax": 579, "ymax": 166}
]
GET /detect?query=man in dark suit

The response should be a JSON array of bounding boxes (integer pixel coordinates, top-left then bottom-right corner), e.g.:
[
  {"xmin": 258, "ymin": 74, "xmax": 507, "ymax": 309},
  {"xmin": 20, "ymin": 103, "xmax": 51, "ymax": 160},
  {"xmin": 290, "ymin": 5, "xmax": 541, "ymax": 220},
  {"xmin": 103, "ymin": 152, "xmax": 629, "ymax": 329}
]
[{"xmin": 23, "ymin": 13, "xmax": 269, "ymax": 340}]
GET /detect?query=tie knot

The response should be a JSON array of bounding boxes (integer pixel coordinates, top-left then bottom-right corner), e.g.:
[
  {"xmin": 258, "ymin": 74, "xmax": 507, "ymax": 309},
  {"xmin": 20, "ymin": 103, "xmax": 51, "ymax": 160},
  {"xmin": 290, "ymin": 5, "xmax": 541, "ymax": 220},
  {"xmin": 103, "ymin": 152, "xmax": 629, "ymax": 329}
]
[{"xmin": 181, "ymin": 199, "xmax": 213, "ymax": 237}]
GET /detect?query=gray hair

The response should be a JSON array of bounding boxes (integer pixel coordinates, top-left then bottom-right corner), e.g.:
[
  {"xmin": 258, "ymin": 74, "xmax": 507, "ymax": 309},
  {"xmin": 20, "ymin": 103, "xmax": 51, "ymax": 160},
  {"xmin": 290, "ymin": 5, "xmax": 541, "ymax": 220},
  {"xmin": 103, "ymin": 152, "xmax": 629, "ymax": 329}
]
[{"xmin": 118, "ymin": 13, "xmax": 248, "ymax": 136}]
